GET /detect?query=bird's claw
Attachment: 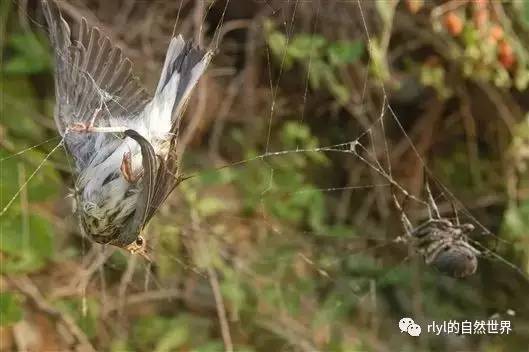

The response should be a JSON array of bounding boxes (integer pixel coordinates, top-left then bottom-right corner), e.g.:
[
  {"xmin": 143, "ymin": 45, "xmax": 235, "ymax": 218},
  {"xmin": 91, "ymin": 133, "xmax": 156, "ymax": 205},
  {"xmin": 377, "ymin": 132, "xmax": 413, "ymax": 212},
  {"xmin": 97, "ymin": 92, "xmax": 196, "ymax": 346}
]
[
  {"xmin": 120, "ymin": 152, "xmax": 144, "ymax": 183},
  {"xmin": 120, "ymin": 152, "xmax": 138, "ymax": 183},
  {"xmin": 66, "ymin": 122, "xmax": 90, "ymax": 133}
]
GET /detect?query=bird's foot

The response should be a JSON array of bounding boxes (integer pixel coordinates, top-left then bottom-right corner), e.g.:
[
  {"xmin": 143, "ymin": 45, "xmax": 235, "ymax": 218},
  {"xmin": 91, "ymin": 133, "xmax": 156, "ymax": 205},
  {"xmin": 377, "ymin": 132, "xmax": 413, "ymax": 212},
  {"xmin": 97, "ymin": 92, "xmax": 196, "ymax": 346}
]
[
  {"xmin": 120, "ymin": 152, "xmax": 143, "ymax": 183},
  {"xmin": 67, "ymin": 122, "xmax": 90, "ymax": 133}
]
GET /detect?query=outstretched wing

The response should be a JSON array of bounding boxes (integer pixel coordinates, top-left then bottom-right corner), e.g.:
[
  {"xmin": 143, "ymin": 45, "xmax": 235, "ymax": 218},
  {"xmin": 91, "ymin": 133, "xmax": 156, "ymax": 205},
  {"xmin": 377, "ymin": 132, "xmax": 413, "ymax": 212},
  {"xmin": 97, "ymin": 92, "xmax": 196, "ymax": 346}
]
[{"xmin": 42, "ymin": 0, "xmax": 151, "ymax": 135}]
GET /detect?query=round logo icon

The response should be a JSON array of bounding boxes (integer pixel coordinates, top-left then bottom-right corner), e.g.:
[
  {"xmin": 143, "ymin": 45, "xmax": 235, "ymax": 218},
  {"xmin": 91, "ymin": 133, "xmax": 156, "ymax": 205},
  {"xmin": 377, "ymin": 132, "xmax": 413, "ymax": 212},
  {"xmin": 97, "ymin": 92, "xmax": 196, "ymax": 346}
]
[
  {"xmin": 399, "ymin": 317, "xmax": 421, "ymax": 336},
  {"xmin": 407, "ymin": 323, "xmax": 422, "ymax": 336},
  {"xmin": 399, "ymin": 317, "xmax": 414, "ymax": 333}
]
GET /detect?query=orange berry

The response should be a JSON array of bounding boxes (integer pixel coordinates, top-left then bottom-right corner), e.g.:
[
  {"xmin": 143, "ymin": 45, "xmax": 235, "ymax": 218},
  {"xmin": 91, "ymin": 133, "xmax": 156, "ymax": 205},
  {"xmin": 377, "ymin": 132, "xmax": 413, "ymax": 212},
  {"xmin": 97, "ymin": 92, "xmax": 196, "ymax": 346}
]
[
  {"xmin": 490, "ymin": 25, "xmax": 504, "ymax": 42},
  {"xmin": 498, "ymin": 40, "xmax": 515, "ymax": 70},
  {"xmin": 444, "ymin": 12, "xmax": 463, "ymax": 36}
]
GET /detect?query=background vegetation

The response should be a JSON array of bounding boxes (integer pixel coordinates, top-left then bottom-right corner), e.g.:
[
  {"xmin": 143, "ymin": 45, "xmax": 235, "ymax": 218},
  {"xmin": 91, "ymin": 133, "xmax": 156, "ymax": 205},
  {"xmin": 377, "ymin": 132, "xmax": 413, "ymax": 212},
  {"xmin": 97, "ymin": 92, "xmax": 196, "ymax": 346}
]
[{"xmin": 2, "ymin": 0, "xmax": 529, "ymax": 351}]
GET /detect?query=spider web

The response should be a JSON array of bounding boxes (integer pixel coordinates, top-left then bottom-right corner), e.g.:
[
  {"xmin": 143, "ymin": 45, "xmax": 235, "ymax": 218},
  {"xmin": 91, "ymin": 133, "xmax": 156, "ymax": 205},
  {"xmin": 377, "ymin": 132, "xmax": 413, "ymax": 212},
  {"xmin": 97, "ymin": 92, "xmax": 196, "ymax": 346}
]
[{"xmin": 2, "ymin": 0, "xmax": 529, "ymax": 350}]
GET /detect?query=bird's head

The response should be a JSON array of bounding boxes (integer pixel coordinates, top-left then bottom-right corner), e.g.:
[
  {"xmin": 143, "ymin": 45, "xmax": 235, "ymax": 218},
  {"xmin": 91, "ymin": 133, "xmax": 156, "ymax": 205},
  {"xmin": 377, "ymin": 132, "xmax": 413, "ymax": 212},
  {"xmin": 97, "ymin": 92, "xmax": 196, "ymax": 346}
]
[{"xmin": 124, "ymin": 235, "xmax": 151, "ymax": 261}]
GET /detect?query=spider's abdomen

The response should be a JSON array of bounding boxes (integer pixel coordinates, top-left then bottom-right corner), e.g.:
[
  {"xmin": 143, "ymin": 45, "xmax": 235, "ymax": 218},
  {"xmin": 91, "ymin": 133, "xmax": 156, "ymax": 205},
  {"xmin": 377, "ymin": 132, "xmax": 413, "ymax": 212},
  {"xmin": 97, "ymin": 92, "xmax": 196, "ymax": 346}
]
[
  {"xmin": 411, "ymin": 219, "xmax": 479, "ymax": 278},
  {"xmin": 430, "ymin": 245, "xmax": 478, "ymax": 278}
]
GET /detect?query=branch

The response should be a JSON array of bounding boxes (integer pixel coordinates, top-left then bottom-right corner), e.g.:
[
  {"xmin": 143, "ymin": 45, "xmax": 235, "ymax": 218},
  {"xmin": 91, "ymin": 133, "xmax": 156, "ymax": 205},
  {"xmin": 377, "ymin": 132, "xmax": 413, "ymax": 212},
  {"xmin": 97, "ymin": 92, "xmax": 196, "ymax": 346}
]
[{"xmin": 8, "ymin": 275, "xmax": 96, "ymax": 352}]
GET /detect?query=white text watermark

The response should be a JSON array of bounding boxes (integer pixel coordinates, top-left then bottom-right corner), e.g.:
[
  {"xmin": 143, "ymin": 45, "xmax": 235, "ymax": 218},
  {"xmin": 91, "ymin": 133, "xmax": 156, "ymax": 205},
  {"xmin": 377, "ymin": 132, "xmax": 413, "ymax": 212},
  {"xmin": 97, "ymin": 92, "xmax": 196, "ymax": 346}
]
[{"xmin": 399, "ymin": 317, "xmax": 513, "ymax": 337}]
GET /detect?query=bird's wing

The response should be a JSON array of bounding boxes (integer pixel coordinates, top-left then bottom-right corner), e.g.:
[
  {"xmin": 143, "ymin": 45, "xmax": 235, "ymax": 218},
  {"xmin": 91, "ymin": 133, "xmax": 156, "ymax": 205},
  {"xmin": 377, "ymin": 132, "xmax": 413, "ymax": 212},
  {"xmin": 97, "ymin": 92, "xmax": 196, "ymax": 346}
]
[
  {"xmin": 143, "ymin": 139, "xmax": 183, "ymax": 225},
  {"xmin": 42, "ymin": 0, "xmax": 151, "ymax": 136},
  {"xmin": 143, "ymin": 42, "xmax": 213, "ymax": 224}
]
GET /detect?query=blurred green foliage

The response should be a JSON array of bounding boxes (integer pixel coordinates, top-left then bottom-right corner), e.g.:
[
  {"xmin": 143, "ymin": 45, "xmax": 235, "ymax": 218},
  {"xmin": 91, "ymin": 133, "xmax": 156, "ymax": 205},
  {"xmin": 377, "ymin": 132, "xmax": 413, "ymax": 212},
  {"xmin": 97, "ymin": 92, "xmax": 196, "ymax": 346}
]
[
  {"xmin": 4, "ymin": 32, "xmax": 51, "ymax": 74},
  {"xmin": 0, "ymin": 2, "xmax": 59, "ymax": 338},
  {"xmin": 0, "ymin": 292, "xmax": 23, "ymax": 326},
  {"xmin": 265, "ymin": 20, "xmax": 364, "ymax": 104}
]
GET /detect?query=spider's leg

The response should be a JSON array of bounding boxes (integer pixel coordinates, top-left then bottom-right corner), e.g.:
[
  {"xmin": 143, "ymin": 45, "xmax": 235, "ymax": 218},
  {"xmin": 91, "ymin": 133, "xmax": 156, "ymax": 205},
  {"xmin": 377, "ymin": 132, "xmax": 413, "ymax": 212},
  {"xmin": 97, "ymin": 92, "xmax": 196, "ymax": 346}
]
[
  {"xmin": 465, "ymin": 239, "xmax": 483, "ymax": 256},
  {"xmin": 425, "ymin": 181, "xmax": 441, "ymax": 220},
  {"xmin": 411, "ymin": 218, "xmax": 446, "ymax": 238},
  {"xmin": 449, "ymin": 199, "xmax": 462, "ymax": 226},
  {"xmin": 423, "ymin": 242, "xmax": 446, "ymax": 265}
]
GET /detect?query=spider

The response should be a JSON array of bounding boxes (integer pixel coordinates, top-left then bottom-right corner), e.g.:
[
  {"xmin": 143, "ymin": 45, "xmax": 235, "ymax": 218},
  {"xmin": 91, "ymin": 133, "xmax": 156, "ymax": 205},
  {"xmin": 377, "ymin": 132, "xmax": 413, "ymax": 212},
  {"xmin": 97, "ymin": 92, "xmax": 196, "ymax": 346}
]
[{"xmin": 392, "ymin": 183, "xmax": 480, "ymax": 278}]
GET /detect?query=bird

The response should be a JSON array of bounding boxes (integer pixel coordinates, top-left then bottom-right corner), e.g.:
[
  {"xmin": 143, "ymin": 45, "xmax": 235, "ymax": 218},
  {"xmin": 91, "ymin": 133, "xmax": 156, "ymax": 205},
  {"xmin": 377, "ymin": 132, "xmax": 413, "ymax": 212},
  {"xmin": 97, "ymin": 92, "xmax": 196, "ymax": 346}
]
[{"xmin": 42, "ymin": 0, "xmax": 212, "ymax": 259}]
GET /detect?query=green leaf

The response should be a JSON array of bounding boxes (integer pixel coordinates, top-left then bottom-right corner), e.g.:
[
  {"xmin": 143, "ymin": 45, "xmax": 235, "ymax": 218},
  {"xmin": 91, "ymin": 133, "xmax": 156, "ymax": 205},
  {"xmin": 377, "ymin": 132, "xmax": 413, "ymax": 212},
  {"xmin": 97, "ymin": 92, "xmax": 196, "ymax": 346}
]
[
  {"xmin": 4, "ymin": 32, "xmax": 52, "ymax": 74},
  {"xmin": 267, "ymin": 31, "xmax": 293, "ymax": 69},
  {"xmin": 109, "ymin": 339, "xmax": 130, "ymax": 352},
  {"xmin": 198, "ymin": 168, "xmax": 236, "ymax": 186},
  {"xmin": 0, "ymin": 292, "xmax": 23, "ymax": 326},
  {"xmin": 308, "ymin": 59, "xmax": 329, "ymax": 89},
  {"xmin": 54, "ymin": 298, "xmax": 99, "ymax": 338},
  {"xmin": 221, "ymin": 273, "xmax": 247, "ymax": 313},
  {"xmin": 521, "ymin": 0, "xmax": 529, "ymax": 27},
  {"xmin": 154, "ymin": 323, "xmax": 189, "ymax": 352},
  {"xmin": 375, "ymin": 0, "xmax": 397, "ymax": 24},
  {"xmin": 320, "ymin": 224, "xmax": 356, "ymax": 238},
  {"xmin": 0, "ymin": 149, "xmax": 61, "ymax": 210},
  {"xmin": 327, "ymin": 40, "xmax": 364, "ymax": 66},
  {"xmin": 197, "ymin": 197, "xmax": 226, "ymax": 217},
  {"xmin": 502, "ymin": 202, "xmax": 529, "ymax": 238},
  {"xmin": 515, "ymin": 67, "xmax": 529, "ymax": 90},
  {"xmin": 420, "ymin": 64, "xmax": 452, "ymax": 98},
  {"xmin": 132, "ymin": 315, "xmax": 213, "ymax": 351},
  {"xmin": 288, "ymin": 34, "xmax": 326, "ymax": 60},
  {"xmin": 133, "ymin": 316, "xmax": 173, "ymax": 350},
  {"xmin": 0, "ymin": 77, "xmax": 46, "ymax": 141},
  {"xmin": 368, "ymin": 39, "xmax": 390, "ymax": 82},
  {"xmin": 0, "ymin": 212, "xmax": 55, "ymax": 273},
  {"xmin": 193, "ymin": 342, "xmax": 224, "ymax": 352}
]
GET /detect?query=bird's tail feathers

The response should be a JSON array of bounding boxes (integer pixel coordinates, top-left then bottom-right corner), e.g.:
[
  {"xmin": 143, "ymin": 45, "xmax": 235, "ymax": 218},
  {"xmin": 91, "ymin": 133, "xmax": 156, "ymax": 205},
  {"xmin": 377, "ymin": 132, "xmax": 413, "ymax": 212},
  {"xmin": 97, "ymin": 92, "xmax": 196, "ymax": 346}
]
[{"xmin": 147, "ymin": 36, "xmax": 212, "ymax": 139}]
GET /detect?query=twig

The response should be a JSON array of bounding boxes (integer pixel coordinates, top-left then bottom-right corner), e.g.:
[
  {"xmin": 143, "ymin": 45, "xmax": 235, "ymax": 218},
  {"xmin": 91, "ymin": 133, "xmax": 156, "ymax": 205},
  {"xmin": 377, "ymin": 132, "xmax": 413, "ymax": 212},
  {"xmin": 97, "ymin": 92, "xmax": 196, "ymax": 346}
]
[
  {"xmin": 192, "ymin": 211, "xmax": 234, "ymax": 352},
  {"xmin": 457, "ymin": 82, "xmax": 481, "ymax": 187},
  {"xmin": 256, "ymin": 318, "xmax": 320, "ymax": 352},
  {"xmin": 118, "ymin": 254, "xmax": 138, "ymax": 318},
  {"xmin": 208, "ymin": 74, "xmax": 244, "ymax": 159},
  {"xmin": 431, "ymin": 0, "xmax": 469, "ymax": 20},
  {"xmin": 51, "ymin": 247, "xmax": 115, "ymax": 299},
  {"xmin": 103, "ymin": 288, "xmax": 198, "ymax": 315},
  {"xmin": 206, "ymin": 264, "xmax": 233, "ymax": 352},
  {"xmin": 213, "ymin": 19, "xmax": 252, "ymax": 48},
  {"xmin": 8, "ymin": 275, "xmax": 96, "ymax": 352}
]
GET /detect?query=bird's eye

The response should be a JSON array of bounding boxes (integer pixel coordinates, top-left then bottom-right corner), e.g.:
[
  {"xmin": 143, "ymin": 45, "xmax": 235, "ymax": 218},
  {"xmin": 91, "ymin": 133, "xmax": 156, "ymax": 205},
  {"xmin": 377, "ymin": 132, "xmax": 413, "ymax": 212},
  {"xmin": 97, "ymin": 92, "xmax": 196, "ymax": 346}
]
[{"xmin": 135, "ymin": 236, "xmax": 144, "ymax": 247}]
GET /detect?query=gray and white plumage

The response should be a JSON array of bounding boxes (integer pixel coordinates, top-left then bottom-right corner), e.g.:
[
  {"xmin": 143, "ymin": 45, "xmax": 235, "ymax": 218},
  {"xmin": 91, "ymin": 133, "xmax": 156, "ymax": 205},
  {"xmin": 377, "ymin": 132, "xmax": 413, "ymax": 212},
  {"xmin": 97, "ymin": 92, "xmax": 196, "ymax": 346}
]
[{"xmin": 42, "ymin": 0, "xmax": 212, "ymax": 252}]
